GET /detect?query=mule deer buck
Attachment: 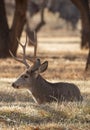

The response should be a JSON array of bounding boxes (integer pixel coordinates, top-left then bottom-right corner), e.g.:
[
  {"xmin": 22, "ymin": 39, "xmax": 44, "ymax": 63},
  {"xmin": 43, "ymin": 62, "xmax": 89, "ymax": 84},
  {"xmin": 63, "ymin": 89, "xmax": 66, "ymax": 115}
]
[{"xmin": 11, "ymin": 35, "xmax": 83, "ymax": 104}]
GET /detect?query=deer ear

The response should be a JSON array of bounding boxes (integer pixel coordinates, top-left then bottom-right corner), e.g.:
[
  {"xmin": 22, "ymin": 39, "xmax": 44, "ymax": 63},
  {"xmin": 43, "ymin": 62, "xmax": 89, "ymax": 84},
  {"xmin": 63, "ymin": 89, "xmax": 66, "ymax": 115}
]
[
  {"xmin": 33, "ymin": 61, "xmax": 48, "ymax": 78},
  {"xmin": 39, "ymin": 61, "xmax": 48, "ymax": 73}
]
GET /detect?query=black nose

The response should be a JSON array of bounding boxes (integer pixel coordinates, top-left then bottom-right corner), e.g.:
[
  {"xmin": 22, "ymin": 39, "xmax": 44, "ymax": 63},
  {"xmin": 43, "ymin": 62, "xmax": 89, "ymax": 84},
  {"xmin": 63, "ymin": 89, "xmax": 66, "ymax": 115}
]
[
  {"xmin": 12, "ymin": 83, "xmax": 19, "ymax": 88},
  {"xmin": 12, "ymin": 83, "xmax": 15, "ymax": 87}
]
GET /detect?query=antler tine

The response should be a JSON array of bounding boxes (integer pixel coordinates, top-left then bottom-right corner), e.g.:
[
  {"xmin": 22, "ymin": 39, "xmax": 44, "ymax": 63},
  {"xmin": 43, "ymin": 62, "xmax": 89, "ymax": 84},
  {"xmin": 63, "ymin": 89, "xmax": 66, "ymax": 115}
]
[
  {"xmin": 17, "ymin": 35, "xmax": 30, "ymax": 68},
  {"xmin": 33, "ymin": 31, "xmax": 37, "ymax": 57},
  {"xmin": 25, "ymin": 32, "xmax": 28, "ymax": 47},
  {"xmin": 17, "ymin": 33, "xmax": 27, "ymax": 58},
  {"xmin": 9, "ymin": 50, "xmax": 28, "ymax": 66},
  {"xmin": 27, "ymin": 30, "xmax": 37, "ymax": 59},
  {"xmin": 10, "ymin": 35, "xmax": 30, "ymax": 69},
  {"xmin": 34, "ymin": 31, "xmax": 37, "ymax": 43},
  {"xmin": 28, "ymin": 31, "xmax": 37, "ymax": 46},
  {"xmin": 29, "ymin": 36, "xmax": 34, "ymax": 45}
]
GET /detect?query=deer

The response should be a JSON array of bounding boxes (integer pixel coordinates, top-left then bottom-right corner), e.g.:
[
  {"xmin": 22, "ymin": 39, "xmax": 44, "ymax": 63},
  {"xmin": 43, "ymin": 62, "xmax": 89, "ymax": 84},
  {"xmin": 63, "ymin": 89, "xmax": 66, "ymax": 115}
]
[{"xmin": 10, "ymin": 34, "xmax": 83, "ymax": 104}]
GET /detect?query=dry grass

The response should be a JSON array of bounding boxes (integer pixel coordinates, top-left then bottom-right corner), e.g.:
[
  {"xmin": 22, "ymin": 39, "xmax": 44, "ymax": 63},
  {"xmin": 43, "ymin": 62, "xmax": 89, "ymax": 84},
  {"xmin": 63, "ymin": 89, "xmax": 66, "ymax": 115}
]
[
  {"xmin": 0, "ymin": 46, "xmax": 89, "ymax": 80},
  {"xmin": 1, "ymin": 4, "xmax": 90, "ymax": 129},
  {"xmin": 0, "ymin": 36, "xmax": 90, "ymax": 129},
  {"xmin": 0, "ymin": 79, "xmax": 89, "ymax": 130}
]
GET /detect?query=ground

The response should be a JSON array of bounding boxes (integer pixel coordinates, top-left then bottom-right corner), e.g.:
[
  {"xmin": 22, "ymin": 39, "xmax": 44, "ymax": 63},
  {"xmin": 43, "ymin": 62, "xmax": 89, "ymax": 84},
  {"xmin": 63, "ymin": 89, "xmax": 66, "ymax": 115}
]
[
  {"xmin": 0, "ymin": 34, "xmax": 90, "ymax": 130},
  {"xmin": 0, "ymin": 35, "xmax": 89, "ymax": 80},
  {"xmin": 0, "ymin": 8, "xmax": 90, "ymax": 130}
]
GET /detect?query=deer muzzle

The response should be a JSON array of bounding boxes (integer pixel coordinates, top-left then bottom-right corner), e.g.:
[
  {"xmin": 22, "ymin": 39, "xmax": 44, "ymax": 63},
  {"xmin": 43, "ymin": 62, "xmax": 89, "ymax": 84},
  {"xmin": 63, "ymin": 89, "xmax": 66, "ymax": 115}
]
[{"xmin": 12, "ymin": 82, "xmax": 19, "ymax": 89}]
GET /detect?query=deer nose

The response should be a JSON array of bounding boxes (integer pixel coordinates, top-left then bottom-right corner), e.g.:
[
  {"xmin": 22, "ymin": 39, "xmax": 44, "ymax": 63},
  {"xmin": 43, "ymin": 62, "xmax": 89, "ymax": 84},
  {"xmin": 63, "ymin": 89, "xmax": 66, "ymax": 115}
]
[
  {"xmin": 12, "ymin": 83, "xmax": 15, "ymax": 87},
  {"xmin": 12, "ymin": 83, "xmax": 19, "ymax": 88}
]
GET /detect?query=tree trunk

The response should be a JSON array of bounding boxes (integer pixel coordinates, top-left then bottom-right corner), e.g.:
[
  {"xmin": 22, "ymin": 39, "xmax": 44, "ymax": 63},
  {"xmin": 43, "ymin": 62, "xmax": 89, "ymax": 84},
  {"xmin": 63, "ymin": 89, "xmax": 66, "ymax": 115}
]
[
  {"xmin": 71, "ymin": 0, "xmax": 90, "ymax": 70},
  {"xmin": 0, "ymin": 1, "xmax": 10, "ymax": 57},
  {"xmin": 71, "ymin": 0, "xmax": 90, "ymax": 48},
  {"xmin": 0, "ymin": 0, "xmax": 27, "ymax": 58},
  {"xmin": 80, "ymin": 0, "xmax": 90, "ymax": 48},
  {"xmin": 9, "ymin": 0, "xmax": 27, "ymax": 56},
  {"xmin": 85, "ymin": 48, "xmax": 90, "ymax": 70}
]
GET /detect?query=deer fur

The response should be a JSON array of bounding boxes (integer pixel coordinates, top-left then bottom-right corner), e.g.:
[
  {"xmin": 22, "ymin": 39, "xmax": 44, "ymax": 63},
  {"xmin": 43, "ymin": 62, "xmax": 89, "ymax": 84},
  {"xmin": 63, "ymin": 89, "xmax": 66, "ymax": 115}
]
[
  {"xmin": 11, "ymin": 35, "xmax": 83, "ymax": 104},
  {"xmin": 12, "ymin": 59, "xmax": 83, "ymax": 104}
]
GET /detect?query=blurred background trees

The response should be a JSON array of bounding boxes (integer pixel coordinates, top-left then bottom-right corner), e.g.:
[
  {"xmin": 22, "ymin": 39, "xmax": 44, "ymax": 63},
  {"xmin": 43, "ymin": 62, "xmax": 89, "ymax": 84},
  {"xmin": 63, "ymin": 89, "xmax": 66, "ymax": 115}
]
[
  {"xmin": 0, "ymin": 0, "xmax": 90, "ymax": 70},
  {"xmin": 0, "ymin": 0, "xmax": 27, "ymax": 57}
]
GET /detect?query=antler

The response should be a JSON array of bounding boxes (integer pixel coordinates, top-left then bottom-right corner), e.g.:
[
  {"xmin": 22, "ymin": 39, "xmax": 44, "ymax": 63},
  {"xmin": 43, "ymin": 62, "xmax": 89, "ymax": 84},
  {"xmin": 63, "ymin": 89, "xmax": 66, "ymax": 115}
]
[
  {"xmin": 25, "ymin": 21, "xmax": 37, "ymax": 57},
  {"xmin": 29, "ymin": 31, "xmax": 37, "ymax": 45},
  {"xmin": 10, "ymin": 34, "xmax": 30, "ymax": 69},
  {"xmin": 28, "ymin": 31, "xmax": 37, "ymax": 57}
]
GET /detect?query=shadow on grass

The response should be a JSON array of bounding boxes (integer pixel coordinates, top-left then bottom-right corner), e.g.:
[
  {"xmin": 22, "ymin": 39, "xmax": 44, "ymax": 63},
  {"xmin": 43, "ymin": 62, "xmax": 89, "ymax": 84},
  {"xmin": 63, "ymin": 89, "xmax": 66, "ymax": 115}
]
[
  {"xmin": 0, "ymin": 89, "xmax": 89, "ymax": 103},
  {"xmin": 0, "ymin": 82, "xmax": 89, "ymax": 127},
  {"xmin": 0, "ymin": 91, "xmax": 34, "ymax": 103}
]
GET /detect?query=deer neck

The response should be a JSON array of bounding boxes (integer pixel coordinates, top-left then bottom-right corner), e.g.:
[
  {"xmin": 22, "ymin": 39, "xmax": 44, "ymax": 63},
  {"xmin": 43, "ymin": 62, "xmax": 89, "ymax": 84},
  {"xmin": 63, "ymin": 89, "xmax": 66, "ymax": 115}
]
[
  {"xmin": 29, "ymin": 75, "xmax": 51, "ymax": 104},
  {"xmin": 31, "ymin": 75, "xmax": 49, "ymax": 93}
]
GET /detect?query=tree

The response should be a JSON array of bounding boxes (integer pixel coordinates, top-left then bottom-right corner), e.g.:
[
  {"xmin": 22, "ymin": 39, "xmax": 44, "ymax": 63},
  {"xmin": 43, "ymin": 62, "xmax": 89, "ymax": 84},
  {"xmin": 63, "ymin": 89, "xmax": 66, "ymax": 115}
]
[
  {"xmin": 71, "ymin": 0, "xmax": 90, "ymax": 48},
  {"xmin": 71, "ymin": 0, "xmax": 90, "ymax": 70},
  {"xmin": 0, "ymin": 0, "xmax": 90, "ymax": 70},
  {"xmin": 0, "ymin": 0, "xmax": 27, "ymax": 58},
  {"xmin": 29, "ymin": 0, "xmax": 90, "ymax": 70}
]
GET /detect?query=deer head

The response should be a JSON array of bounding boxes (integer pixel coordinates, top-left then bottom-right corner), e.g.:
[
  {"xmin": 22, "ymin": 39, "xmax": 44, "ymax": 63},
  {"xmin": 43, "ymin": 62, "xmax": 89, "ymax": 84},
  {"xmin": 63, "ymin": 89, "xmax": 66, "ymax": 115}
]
[{"xmin": 10, "ymin": 34, "xmax": 48, "ymax": 90}]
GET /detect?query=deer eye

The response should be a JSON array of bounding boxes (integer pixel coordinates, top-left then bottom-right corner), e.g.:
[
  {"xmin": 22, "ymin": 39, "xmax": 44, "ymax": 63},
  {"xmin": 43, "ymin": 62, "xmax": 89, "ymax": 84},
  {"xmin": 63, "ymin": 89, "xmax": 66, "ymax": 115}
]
[
  {"xmin": 24, "ymin": 75, "xmax": 28, "ymax": 78},
  {"xmin": 21, "ymin": 75, "xmax": 28, "ymax": 79},
  {"xmin": 26, "ymin": 70, "xmax": 29, "ymax": 74}
]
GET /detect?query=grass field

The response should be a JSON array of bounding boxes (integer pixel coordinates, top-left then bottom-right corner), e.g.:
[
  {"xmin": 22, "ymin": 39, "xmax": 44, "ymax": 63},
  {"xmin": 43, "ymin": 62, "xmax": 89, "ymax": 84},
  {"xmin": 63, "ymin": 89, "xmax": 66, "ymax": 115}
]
[
  {"xmin": 0, "ymin": 79, "xmax": 90, "ymax": 130},
  {"xmin": 0, "ymin": 36, "xmax": 90, "ymax": 129},
  {"xmin": 0, "ymin": 3, "xmax": 90, "ymax": 129}
]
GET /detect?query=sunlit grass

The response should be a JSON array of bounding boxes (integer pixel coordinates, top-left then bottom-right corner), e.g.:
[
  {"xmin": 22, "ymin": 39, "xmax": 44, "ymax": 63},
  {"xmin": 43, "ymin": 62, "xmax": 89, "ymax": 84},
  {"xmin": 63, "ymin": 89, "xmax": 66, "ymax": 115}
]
[{"xmin": 0, "ymin": 80, "xmax": 90, "ymax": 129}]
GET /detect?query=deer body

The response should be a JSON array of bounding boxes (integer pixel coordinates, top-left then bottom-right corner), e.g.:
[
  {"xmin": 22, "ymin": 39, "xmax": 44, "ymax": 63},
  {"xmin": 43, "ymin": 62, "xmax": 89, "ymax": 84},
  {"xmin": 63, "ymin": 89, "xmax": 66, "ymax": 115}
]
[
  {"xmin": 11, "ymin": 35, "xmax": 83, "ymax": 104},
  {"xmin": 12, "ymin": 67, "xmax": 83, "ymax": 104},
  {"xmin": 31, "ymin": 77, "xmax": 82, "ymax": 103}
]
